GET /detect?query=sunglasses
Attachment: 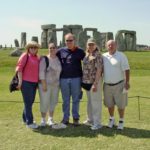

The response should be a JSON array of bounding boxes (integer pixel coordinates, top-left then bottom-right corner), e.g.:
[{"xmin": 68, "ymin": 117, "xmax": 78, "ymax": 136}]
[
  {"xmin": 66, "ymin": 39, "xmax": 74, "ymax": 42},
  {"xmin": 88, "ymin": 43, "xmax": 95, "ymax": 46},
  {"xmin": 49, "ymin": 47, "xmax": 56, "ymax": 49},
  {"xmin": 30, "ymin": 46, "xmax": 38, "ymax": 49}
]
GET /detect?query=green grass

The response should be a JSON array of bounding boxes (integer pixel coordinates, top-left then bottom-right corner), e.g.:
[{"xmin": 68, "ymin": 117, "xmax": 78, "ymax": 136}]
[{"xmin": 0, "ymin": 49, "xmax": 150, "ymax": 150}]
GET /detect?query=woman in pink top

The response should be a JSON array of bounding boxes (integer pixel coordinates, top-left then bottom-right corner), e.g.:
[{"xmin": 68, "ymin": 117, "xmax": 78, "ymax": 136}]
[{"xmin": 16, "ymin": 41, "xmax": 40, "ymax": 129}]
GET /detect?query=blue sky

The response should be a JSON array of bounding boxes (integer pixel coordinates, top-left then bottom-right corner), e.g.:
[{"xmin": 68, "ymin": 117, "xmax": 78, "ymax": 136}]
[{"xmin": 0, "ymin": 0, "xmax": 150, "ymax": 46}]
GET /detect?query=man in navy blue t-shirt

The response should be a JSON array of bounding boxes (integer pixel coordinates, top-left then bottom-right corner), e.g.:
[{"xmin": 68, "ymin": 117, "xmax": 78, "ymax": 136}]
[{"xmin": 57, "ymin": 33, "xmax": 85, "ymax": 126}]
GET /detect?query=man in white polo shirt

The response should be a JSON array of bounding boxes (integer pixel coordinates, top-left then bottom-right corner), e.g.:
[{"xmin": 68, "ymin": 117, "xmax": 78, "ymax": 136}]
[{"xmin": 103, "ymin": 40, "xmax": 130, "ymax": 130}]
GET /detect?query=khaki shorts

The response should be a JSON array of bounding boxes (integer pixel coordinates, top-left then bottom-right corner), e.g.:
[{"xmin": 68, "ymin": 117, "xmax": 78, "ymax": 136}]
[{"xmin": 103, "ymin": 81, "xmax": 128, "ymax": 109}]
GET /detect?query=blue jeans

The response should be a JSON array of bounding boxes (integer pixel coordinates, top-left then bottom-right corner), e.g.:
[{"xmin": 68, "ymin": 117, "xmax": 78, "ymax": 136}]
[
  {"xmin": 60, "ymin": 77, "xmax": 81, "ymax": 121},
  {"xmin": 21, "ymin": 80, "xmax": 38, "ymax": 125}
]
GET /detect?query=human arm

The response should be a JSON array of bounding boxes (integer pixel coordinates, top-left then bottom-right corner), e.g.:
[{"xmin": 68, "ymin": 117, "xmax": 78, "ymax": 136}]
[
  {"xmin": 39, "ymin": 57, "xmax": 47, "ymax": 91},
  {"xmin": 15, "ymin": 53, "xmax": 28, "ymax": 90},
  {"xmin": 41, "ymin": 79, "xmax": 47, "ymax": 91},
  {"xmin": 92, "ymin": 53, "xmax": 103, "ymax": 92},
  {"xmin": 124, "ymin": 69, "xmax": 130, "ymax": 90},
  {"xmin": 16, "ymin": 71, "xmax": 22, "ymax": 90},
  {"xmin": 92, "ymin": 68, "xmax": 102, "ymax": 92}
]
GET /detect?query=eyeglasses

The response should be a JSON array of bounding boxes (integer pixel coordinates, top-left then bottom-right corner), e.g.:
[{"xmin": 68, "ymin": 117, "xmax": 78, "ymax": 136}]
[{"xmin": 66, "ymin": 39, "xmax": 74, "ymax": 42}]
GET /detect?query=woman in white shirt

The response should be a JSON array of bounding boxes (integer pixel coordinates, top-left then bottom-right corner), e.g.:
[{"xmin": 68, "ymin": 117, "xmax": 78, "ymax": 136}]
[{"xmin": 38, "ymin": 43, "xmax": 62, "ymax": 127}]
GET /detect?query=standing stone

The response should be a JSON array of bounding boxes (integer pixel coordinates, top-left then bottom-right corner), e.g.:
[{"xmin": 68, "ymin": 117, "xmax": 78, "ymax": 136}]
[
  {"xmin": 11, "ymin": 40, "xmax": 22, "ymax": 56},
  {"xmin": 101, "ymin": 33, "xmax": 107, "ymax": 49},
  {"xmin": 21, "ymin": 32, "xmax": 26, "ymax": 48},
  {"xmin": 47, "ymin": 30, "xmax": 57, "ymax": 46},
  {"xmin": 132, "ymin": 33, "xmax": 136, "ymax": 50},
  {"xmin": 115, "ymin": 31, "xmax": 126, "ymax": 51},
  {"xmin": 41, "ymin": 30, "xmax": 47, "ymax": 48},
  {"xmin": 64, "ymin": 25, "xmax": 83, "ymax": 45},
  {"xmin": 106, "ymin": 32, "xmax": 114, "ymax": 41},
  {"xmin": 78, "ymin": 30, "xmax": 88, "ymax": 50},
  {"xmin": 62, "ymin": 26, "xmax": 71, "ymax": 46},
  {"xmin": 41, "ymin": 24, "xmax": 56, "ymax": 48},
  {"xmin": 14, "ymin": 39, "xmax": 19, "ymax": 48},
  {"xmin": 115, "ymin": 30, "xmax": 136, "ymax": 51},
  {"xmin": 93, "ymin": 31, "xmax": 101, "ymax": 49},
  {"xmin": 125, "ymin": 33, "xmax": 131, "ymax": 50},
  {"xmin": 31, "ymin": 36, "xmax": 38, "ymax": 43}
]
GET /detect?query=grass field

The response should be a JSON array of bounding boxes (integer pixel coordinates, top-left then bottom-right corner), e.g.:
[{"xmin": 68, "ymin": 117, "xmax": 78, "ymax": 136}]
[{"xmin": 0, "ymin": 49, "xmax": 150, "ymax": 150}]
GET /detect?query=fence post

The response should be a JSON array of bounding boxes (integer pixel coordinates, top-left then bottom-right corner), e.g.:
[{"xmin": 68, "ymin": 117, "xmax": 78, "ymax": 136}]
[{"xmin": 138, "ymin": 96, "xmax": 141, "ymax": 120}]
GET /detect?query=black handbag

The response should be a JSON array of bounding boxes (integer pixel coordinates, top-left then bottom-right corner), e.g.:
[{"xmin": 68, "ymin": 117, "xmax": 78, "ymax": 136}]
[
  {"xmin": 81, "ymin": 82, "xmax": 93, "ymax": 91},
  {"xmin": 9, "ymin": 54, "xmax": 28, "ymax": 92},
  {"xmin": 9, "ymin": 73, "xmax": 19, "ymax": 92}
]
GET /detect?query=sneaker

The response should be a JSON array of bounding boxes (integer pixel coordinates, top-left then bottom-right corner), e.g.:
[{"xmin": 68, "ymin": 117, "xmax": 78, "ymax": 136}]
[
  {"xmin": 52, "ymin": 123, "xmax": 67, "ymax": 129},
  {"xmin": 107, "ymin": 118, "xmax": 115, "ymax": 128},
  {"xmin": 27, "ymin": 123, "xmax": 38, "ymax": 129},
  {"xmin": 91, "ymin": 124, "xmax": 103, "ymax": 130},
  {"xmin": 40, "ymin": 119, "xmax": 46, "ymax": 127},
  {"xmin": 117, "ymin": 120, "xmax": 124, "ymax": 130},
  {"xmin": 61, "ymin": 119, "xmax": 69, "ymax": 125},
  {"xmin": 73, "ymin": 118, "xmax": 80, "ymax": 126},
  {"xmin": 83, "ymin": 120, "xmax": 93, "ymax": 126},
  {"xmin": 47, "ymin": 118, "xmax": 55, "ymax": 126}
]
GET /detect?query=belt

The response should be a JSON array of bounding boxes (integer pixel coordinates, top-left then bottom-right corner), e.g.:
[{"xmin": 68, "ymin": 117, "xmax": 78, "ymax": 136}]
[{"xmin": 105, "ymin": 80, "xmax": 124, "ymax": 86}]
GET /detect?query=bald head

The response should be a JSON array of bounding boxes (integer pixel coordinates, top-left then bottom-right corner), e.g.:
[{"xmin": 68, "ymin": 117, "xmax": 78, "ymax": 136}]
[
  {"xmin": 106, "ymin": 40, "xmax": 117, "ymax": 54},
  {"xmin": 106, "ymin": 40, "xmax": 116, "ymax": 46},
  {"xmin": 65, "ymin": 33, "xmax": 75, "ymax": 40},
  {"xmin": 65, "ymin": 33, "xmax": 75, "ymax": 49}
]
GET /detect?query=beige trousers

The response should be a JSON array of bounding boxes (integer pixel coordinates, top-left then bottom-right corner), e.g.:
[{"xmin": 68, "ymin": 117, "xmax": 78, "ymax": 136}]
[
  {"xmin": 38, "ymin": 83, "xmax": 59, "ymax": 113},
  {"xmin": 86, "ymin": 80, "xmax": 102, "ymax": 125}
]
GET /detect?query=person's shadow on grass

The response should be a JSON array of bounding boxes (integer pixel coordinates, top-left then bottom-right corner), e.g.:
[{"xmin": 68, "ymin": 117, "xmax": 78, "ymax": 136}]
[{"xmin": 33, "ymin": 124, "xmax": 150, "ymax": 138}]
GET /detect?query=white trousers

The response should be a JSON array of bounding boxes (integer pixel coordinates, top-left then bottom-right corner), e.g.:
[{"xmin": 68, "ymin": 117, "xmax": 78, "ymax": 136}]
[{"xmin": 86, "ymin": 80, "xmax": 102, "ymax": 125}]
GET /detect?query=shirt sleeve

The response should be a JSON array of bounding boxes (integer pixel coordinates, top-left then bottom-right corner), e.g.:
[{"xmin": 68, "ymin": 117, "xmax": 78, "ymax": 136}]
[
  {"xmin": 15, "ymin": 53, "xmax": 28, "ymax": 72},
  {"xmin": 39, "ymin": 57, "xmax": 46, "ymax": 80},
  {"xmin": 121, "ymin": 53, "xmax": 130, "ymax": 71},
  {"xmin": 81, "ymin": 50, "xmax": 85, "ymax": 60},
  {"xmin": 95, "ymin": 53, "xmax": 103, "ymax": 71}
]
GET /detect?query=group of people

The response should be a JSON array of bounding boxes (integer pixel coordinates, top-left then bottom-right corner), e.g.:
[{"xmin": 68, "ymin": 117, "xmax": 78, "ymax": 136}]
[{"xmin": 15, "ymin": 33, "xmax": 130, "ymax": 130}]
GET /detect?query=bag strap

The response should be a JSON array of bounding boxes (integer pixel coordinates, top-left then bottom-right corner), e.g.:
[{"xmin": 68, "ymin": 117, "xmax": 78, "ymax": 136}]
[
  {"xmin": 22, "ymin": 53, "xmax": 29, "ymax": 72},
  {"xmin": 64, "ymin": 52, "xmax": 73, "ymax": 64},
  {"xmin": 44, "ymin": 56, "xmax": 49, "ymax": 70},
  {"xmin": 15, "ymin": 53, "xmax": 28, "ymax": 76}
]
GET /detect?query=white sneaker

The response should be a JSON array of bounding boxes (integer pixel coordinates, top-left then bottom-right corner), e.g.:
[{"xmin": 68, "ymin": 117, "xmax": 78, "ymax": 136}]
[
  {"xmin": 108, "ymin": 119, "xmax": 115, "ymax": 128},
  {"xmin": 83, "ymin": 120, "xmax": 93, "ymax": 126},
  {"xmin": 117, "ymin": 121, "xmax": 124, "ymax": 130},
  {"xmin": 47, "ymin": 118, "xmax": 55, "ymax": 126},
  {"xmin": 52, "ymin": 123, "xmax": 67, "ymax": 129},
  {"xmin": 91, "ymin": 124, "xmax": 103, "ymax": 130},
  {"xmin": 40, "ymin": 119, "xmax": 46, "ymax": 127},
  {"xmin": 27, "ymin": 123, "xmax": 38, "ymax": 129}
]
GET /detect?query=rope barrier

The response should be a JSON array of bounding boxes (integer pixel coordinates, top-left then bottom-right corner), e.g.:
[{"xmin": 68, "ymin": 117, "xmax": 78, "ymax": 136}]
[{"xmin": 0, "ymin": 96, "xmax": 150, "ymax": 120}]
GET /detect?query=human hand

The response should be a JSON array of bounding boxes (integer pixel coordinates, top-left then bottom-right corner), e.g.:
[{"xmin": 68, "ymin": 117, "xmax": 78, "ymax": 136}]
[
  {"xmin": 92, "ymin": 84, "xmax": 97, "ymax": 92},
  {"xmin": 42, "ymin": 84, "xmax": 47, "ymax": 92},
  {"xmin": 16, "ymin": 83, "xmax": 22, "ymax": 90},
  {"xmin": 125, "ymin": 82, "xmax": 130, "ymax": 90}
]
